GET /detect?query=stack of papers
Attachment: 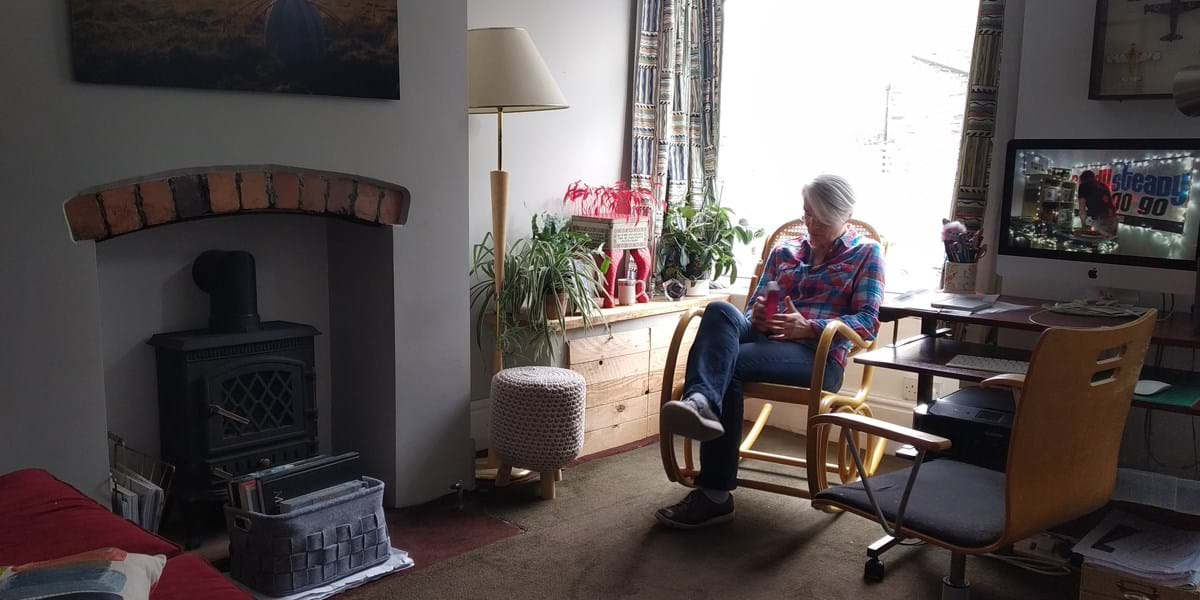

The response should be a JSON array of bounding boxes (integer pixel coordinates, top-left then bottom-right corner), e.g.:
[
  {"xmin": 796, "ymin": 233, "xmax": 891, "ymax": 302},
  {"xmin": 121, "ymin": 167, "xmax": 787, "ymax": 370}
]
[
  {"xmin": 1112, "ymin": 468, "xmax": 1200, "ymax": 516},
  {"xmin": 1074, "ymin": 510, "xmax": 1200, "ymax": 588},
  {"xmin": 111, "ymin": 468, "xmax": 165, "ymax": 533},
  {"xmin": 234, "ymin": 548, "xmax": 414, "ymax": 600}
]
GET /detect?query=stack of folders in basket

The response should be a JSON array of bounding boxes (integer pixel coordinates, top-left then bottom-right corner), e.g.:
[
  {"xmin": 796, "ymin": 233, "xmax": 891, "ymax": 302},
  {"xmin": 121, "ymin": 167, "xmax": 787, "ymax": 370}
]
[{"xmin": 227, "ymin": 452, "xmax": 363, "ymax": 515}]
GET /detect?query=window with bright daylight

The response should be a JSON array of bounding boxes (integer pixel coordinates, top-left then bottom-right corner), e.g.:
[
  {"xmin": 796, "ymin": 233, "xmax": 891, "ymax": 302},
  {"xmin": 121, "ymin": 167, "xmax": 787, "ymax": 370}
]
[{"xmin": 719, "ymin": 0, "xmax": 981, "ymax": 292}]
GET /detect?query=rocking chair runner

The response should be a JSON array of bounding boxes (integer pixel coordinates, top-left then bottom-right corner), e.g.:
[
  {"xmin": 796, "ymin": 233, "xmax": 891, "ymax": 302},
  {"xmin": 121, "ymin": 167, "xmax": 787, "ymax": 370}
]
[{"xmin": 659, "ymin": 218, "xmax": 889, "ymax": 499}]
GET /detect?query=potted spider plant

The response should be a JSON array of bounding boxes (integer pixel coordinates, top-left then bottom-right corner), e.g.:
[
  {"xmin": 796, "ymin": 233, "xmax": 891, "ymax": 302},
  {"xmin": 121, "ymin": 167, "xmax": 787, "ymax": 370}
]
[
  {"xmin": 470, "ymin": 214, "xmax": 611, "ymax": 362},
  {"xmin": 657, "ymin": 189, "xmax": 761, "ymax": 296}
]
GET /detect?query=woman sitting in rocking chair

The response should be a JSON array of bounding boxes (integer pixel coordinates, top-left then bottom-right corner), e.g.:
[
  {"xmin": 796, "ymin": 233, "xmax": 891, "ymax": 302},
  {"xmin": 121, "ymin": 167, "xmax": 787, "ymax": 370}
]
[{"xmin": 656, "ymin": 174, "xmax": 886, "ymax": 529}]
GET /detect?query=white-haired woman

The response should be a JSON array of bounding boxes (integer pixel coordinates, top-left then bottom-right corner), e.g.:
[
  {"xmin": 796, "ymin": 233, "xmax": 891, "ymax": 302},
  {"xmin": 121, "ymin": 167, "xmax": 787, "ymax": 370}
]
[{"xmin": 656, "ymin": 174, "xmax": 886, "ymax": 529}]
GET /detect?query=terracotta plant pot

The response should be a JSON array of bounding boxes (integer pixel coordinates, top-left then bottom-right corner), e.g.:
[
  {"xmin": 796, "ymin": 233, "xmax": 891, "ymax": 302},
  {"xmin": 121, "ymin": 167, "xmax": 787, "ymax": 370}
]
[{"xmin": 544, "ymin": 292, "xmax": 571, "ymax": 320}]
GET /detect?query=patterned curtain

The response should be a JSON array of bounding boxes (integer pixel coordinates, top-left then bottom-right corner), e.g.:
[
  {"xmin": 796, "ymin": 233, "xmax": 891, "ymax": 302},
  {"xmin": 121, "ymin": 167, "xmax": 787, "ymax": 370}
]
[
  {"xmin": 950, "ymin": 0, "xmax": 1006, "ymax": 230},
  {"xmin": 629, "ymin": 0, "xmax": 723, "ymax": 207}
]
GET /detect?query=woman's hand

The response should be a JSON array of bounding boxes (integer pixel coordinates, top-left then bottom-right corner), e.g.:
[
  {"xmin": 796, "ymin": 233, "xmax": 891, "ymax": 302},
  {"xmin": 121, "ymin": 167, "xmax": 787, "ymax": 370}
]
[
  {"xmin": 750, "ymin": 296, "xmax": 773, "ymax": 332},
  {"xmin": 768, "ymin": 298, "xmax": 815, "ymax": 341}
]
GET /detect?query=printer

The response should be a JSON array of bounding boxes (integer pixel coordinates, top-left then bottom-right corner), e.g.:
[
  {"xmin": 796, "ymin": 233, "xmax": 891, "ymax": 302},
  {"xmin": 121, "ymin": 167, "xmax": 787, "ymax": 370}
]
[{"xmin": 913, "ymin": 386, "xmax": 1015, "ymax": 472}]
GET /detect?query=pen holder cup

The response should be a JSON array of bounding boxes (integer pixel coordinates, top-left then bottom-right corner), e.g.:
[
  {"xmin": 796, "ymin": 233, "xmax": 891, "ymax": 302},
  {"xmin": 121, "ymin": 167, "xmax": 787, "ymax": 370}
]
[{"xmin": 942, "ymin": 261, "xmax": 977, "ymax": 294}]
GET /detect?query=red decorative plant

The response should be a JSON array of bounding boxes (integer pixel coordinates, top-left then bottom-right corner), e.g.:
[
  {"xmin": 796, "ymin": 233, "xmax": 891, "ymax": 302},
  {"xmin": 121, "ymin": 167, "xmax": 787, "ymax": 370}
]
[{"xmin": 562, "ymin": 180, "xmax": 659, "ymax": 223}]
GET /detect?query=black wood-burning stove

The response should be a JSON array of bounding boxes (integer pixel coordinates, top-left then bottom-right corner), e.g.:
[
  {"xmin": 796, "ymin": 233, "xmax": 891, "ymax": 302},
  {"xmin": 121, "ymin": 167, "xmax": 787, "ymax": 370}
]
[{"xmin": 149, "ymin": 251, "xmax": 320, "ymax": 542}]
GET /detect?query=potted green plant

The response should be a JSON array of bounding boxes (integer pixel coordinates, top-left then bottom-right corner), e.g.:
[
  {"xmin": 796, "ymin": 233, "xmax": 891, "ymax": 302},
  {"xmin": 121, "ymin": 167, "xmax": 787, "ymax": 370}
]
[
  {"xmin": 657, "ymin": 189, "xmax": 761, "ymax": 296},
  {"xmin": 470, "ymin": 214, "xmax": 611, "ymax": 362}
]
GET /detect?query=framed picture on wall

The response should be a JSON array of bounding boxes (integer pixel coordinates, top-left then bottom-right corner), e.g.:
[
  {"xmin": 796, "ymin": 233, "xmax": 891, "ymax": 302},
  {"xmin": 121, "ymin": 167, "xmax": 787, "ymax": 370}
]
[
  {"xmin": 68, "ymin": 0, "xmax": 400, "ymax": 100},
  {"xmin": 1089, "ymin": 0, "xmax": 1200, "ymax": 100}
]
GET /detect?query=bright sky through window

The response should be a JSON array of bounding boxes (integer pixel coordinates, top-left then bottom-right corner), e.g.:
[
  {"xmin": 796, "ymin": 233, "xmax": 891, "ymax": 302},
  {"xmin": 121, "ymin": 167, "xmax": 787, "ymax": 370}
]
[{"xmin": 719, "ymin": 0, "xmax": 980, "ymax": 291}]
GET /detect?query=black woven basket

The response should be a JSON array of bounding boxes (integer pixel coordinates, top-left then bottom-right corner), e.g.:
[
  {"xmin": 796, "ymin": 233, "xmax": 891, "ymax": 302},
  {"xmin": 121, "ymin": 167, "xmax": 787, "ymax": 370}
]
[{"xmin": 225, "ymin": 477, "xmax": 389, "ymax": 596}]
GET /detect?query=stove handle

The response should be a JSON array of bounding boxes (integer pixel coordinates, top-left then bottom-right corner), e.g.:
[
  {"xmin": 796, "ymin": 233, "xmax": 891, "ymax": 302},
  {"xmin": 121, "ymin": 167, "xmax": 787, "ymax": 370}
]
[{"xmin": 209, "ymin": 404, "xmax": 251, "ymax": 426}]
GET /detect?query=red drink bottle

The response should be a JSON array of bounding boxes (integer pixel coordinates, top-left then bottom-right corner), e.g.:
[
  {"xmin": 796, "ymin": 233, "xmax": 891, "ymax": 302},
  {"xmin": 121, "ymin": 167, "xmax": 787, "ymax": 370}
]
[{"xmin": 763, "ymin": 281, "xmax": 782, "ymax": 321}]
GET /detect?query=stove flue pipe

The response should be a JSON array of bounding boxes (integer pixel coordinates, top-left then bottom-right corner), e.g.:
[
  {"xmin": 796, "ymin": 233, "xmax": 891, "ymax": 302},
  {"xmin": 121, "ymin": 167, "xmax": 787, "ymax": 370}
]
[{"xmin": 192, "ymin": 250, "xmax": 262, "ymax": 333}]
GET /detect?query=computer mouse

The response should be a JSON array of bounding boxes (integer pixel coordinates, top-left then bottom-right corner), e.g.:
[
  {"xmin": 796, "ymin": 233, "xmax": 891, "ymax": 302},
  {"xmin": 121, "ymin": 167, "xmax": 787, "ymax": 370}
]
[{"xmin": 1135, "ymin": 380, "xmax": 1173, "ymax": 396}]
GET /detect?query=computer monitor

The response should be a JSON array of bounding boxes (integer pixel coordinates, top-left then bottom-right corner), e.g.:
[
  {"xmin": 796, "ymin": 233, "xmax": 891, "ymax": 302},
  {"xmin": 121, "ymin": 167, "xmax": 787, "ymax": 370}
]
[{"xmin": 997, "ymin": 139, "xmax": 1200, "ymax": 298}]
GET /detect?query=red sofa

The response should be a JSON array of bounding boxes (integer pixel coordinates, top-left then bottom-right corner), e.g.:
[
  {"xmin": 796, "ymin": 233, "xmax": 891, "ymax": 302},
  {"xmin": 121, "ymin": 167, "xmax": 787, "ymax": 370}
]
[{"xmin": 0, "ymin": 469, "xmax": 248, "ymax": 599}]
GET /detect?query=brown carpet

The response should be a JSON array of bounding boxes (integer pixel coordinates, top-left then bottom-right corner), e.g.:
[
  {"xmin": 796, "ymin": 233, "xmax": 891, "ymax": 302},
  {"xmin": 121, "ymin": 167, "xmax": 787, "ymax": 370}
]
[
  {"xmin": 383, "ymin": 496, "xmax": 522, "ymax": 572},
  {"xmin": 345, "ymin": 429, "xmax": 1078, "ymax": 600}
]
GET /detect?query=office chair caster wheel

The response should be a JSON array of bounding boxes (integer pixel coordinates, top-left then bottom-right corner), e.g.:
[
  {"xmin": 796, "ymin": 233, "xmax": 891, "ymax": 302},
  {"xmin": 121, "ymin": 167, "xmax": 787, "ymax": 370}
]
[{"xmin": 864, "ymin": 557, "xmax": 886, "ymax": 582}]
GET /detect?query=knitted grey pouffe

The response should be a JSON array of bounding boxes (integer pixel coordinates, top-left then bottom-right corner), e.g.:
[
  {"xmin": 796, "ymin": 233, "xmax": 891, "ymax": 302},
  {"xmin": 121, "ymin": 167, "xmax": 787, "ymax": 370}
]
[{"xmin": 491, "ymin": 366, "xmax": 586, "ymax": 496}]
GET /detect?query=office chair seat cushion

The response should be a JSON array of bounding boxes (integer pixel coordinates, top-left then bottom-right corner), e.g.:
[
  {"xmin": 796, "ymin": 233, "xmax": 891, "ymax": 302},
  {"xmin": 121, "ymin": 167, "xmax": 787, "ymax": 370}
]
[{"xmin": 814, "ymin": 459, "xmax": 1006, "ymax": 549}]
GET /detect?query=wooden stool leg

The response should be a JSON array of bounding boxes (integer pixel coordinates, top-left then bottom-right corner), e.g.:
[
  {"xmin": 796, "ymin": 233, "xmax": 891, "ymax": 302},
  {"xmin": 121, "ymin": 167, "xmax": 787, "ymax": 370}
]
[
  {"xmin": 553, "ymin": 469, "xmax": 562, "ymax": 482},
  {"xmin": 540, "ymin": 471, "xmax": 556, "ymax": 500},
  {"xmin": 496, "ymin": 464, "xmax": 512, "ymax": 487}
]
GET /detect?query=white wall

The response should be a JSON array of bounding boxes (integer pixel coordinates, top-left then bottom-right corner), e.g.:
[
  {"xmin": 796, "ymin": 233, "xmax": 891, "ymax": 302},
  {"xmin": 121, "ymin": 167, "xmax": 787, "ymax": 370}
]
[
  {"xmin": 328, "ymin": 221, "xmax": 399, "ymax": 506},
  {"xmin": 0, "ymin": 0, "xmax": 469, "ymax": 506},
  {"xmin": 467, "ymin": 0, "xmax": 635, "ymax": 403},
  {"xmin": 391, "ymin": 0, "xmax": 472, "ymax": 503},
  {"xmin": 97, "ymin": 215, "xmax": 333, "ymax": 460},
  {"xmin": 1014, "ymin": 0, "xmax": 1196, "ymax": 139}
]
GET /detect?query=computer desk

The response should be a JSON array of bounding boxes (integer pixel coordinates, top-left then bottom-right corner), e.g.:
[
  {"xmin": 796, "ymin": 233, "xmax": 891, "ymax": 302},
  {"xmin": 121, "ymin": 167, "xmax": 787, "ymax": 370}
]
[{"xmin": 856, "ymin": 292, "xmax": 1200, "ymax": 416}]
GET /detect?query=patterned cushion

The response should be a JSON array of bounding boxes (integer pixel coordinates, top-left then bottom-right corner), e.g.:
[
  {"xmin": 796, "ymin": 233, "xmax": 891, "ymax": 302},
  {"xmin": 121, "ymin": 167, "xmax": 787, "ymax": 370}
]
[
  {"xmin": 491, "ymin": 367, "xmax": 587, "ymax": 471},
  {"xmin": 0, "ymin": 547, "xmax": 166, "ymax": 600}
]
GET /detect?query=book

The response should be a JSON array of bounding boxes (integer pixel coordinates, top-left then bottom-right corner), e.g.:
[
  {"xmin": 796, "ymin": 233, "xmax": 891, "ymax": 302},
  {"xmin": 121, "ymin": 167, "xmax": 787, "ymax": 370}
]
[
  {"xmin": 115, "ymin": 469, "xmax": 165, "ymax": 532},
  {"xmin": 112, "ymin": 485, "xmax": 133, "ymax": 520},
  {"xmin": 258, "ymin": 452, "xmax": 361, "ymax": 514},
  {"xmin": 930, "ymin": 294, "xmax": 998, "ymax": 313},
  {"xmin": 113, "ymin": 483, "xmax": 139, "ymax": 525},
  {"xmin": 226, "ymin": 454, "xmax": 330, "ymax": 509},
  {"xmin": 238, "ymin": 480, "xmax": 259, "ymax": 513},
  {"xmin": 278, "ymin": 480, "xmax": 365, "ymax": 514}
]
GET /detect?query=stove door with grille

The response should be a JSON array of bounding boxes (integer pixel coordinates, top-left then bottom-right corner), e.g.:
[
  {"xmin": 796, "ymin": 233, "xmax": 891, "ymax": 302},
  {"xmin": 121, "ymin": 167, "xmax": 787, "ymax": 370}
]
[{"xmin": 205, "ymin": 358, "xmax": 311, "ymax": 453}]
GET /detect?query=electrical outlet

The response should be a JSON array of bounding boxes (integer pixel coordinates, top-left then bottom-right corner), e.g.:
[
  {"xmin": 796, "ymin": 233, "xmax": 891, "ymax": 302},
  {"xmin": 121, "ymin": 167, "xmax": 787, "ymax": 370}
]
[
  {"xmin": 902, "ymin": 376, "xmax": 918, "ymax": 401},
  {"xmin": 1013, "ymin": 533, "xmax": 1069, "ymax": 562}
]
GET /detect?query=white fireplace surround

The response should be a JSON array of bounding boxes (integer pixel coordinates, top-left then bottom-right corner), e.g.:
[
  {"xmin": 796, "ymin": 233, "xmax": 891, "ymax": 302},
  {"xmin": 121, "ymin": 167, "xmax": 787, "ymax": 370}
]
[{"xmin": 0, "ymin": 0, "xmax": 471, "ymax": 509}]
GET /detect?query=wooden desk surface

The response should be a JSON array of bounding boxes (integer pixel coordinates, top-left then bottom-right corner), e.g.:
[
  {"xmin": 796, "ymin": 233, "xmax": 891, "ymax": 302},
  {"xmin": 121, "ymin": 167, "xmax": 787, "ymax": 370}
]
[
  {"xmin": 855, "ymin": 336, "xmax": 1200, "ymax": 416},
  {"xmin": 881, "ymin": 293, "xmax": 1200, "ymax": 348}
]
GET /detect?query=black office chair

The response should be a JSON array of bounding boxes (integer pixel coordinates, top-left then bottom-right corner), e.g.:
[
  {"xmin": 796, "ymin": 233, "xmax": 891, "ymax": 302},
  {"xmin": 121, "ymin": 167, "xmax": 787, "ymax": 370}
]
[{"xmin": 807, "ymin": 311, "xmax": 1156, "ymax": 599}]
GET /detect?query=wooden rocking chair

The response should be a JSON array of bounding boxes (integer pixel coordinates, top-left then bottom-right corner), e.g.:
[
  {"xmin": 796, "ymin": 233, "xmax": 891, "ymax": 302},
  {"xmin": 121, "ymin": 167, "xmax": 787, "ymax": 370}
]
[{"xmin": 658, "ymin": 218, "xmax": 889, "ymax": 500}]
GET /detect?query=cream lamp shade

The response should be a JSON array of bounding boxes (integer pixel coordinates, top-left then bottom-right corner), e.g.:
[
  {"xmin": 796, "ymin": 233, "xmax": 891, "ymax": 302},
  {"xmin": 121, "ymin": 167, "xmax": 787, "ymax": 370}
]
[{"xmin": 468, "ymin": 27, "xmax": 568, "ymax": 113}]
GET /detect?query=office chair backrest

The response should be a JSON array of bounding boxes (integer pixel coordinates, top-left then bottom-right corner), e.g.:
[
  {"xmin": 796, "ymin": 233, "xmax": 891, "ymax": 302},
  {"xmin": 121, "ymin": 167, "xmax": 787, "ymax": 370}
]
[
  {"xmin": 744, "ymin": 218, "xmax": 882, "ymax": 311},
  {"xmin": 1003, "ymin": 311, "xmax": 1156, "ymax": 544}
]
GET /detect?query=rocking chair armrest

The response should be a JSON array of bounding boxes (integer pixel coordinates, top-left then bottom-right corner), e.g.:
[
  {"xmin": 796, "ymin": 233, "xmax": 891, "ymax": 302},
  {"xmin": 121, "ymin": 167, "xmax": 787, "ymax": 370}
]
[
  {"xmin": 659, "ymin": 307, "xmax": 707, "ymax": 398},
  {"xmin": 809, "ymin": 413, "xmax": 952, "ymax": 453},
  {"xmin": 808, "ymin": 320, "xmax": 871, "ymax": 394},
  {"xmin": 814, "ymin": 319, "xmax": 871, "ymax": 360}
]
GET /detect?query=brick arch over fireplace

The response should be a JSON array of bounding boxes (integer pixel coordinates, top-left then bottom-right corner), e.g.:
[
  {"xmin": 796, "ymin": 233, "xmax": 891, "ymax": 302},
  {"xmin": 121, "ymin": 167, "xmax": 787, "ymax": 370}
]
[{"xmin": 63, "ymin": 165, "xmax": 411, "ymax": 242}]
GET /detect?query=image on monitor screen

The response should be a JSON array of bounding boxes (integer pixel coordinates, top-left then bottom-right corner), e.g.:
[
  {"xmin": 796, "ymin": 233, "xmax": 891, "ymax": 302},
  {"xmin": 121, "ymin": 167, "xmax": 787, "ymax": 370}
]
[{"xmin": 1002, "ymin": 142, "xmax": 1200, "ymax": 267}]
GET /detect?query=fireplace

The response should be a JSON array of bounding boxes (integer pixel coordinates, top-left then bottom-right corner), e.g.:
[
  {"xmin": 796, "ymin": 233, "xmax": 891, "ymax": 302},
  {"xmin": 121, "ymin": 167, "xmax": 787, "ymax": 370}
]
[
  {"xmin": 148, "ymin": 250, "xmax": 320, "ymax": 538},
  {"xmin": 61, "ymin": 162, "xmax": 470, "ymax": 513}
]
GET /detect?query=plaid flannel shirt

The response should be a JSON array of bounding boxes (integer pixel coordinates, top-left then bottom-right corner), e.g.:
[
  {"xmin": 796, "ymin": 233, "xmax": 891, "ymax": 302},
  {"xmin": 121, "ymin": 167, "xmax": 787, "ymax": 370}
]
[{"xmin": 746, "ymin": 230, "xmax": 885, "ymax": 367}]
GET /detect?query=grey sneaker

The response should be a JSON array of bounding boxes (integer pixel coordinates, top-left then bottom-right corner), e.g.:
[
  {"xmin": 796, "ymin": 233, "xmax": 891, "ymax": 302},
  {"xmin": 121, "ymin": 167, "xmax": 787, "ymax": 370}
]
[
  {"xmin": 655, "ymin": 489, "xmax": 735, "ymax": 529},
  {"xmin": 661, "ymin": 393, "xmax": 724, "ymax": 442}
]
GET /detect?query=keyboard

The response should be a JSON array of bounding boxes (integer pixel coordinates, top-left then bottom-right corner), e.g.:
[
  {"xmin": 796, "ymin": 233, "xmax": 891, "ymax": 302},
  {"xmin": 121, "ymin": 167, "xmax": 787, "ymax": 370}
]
[{"xmin": 945, "ymin": 354, "xmax": 1029, "ymax": 374}]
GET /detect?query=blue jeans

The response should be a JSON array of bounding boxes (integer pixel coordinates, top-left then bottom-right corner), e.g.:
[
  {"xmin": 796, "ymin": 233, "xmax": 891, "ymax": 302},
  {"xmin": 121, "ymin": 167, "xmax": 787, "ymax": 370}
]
[{"xmin": 683, "ymin": 301, "xmax": 845, "ymax": 491}]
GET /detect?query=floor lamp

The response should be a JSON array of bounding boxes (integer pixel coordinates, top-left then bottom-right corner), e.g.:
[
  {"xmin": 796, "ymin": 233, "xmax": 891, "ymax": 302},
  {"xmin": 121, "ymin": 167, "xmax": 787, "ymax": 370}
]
[{"xmin": 469, "ymin": 27, "xmax": 568, "ymax": 479}]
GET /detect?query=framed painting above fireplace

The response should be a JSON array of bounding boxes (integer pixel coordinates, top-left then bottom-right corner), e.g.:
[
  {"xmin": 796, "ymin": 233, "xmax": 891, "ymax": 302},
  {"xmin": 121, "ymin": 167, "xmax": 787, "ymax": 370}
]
[
  {"xmin": 68, "ymin": 0, "xmax": 400, "ymax": 99},
  {"xmin": 1089, "ymin": 0, "xmax": 1200, "ymax": 100}
]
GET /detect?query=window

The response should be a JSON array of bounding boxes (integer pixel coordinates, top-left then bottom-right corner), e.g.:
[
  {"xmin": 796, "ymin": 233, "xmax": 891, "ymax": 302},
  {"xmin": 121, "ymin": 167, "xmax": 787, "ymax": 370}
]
[{"xmin": 719, "ymin": 0, "xmax": 980, "ymax": 291}]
